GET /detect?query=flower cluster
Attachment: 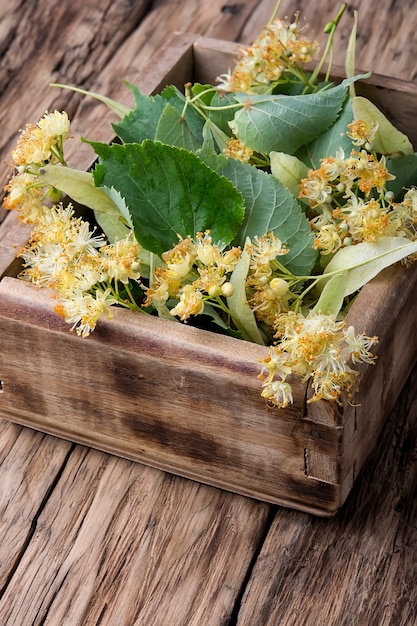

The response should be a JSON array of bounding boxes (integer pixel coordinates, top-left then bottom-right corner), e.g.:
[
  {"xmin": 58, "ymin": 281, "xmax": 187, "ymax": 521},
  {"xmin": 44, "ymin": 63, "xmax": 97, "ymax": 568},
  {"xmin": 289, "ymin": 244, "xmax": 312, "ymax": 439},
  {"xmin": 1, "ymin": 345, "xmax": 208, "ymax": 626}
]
[
  {"xmin": 217, "ymin": 17, "xmax": 319, "ymax": 93},
  {"xmin": 20, "ymin": 203, "xmax": 142, "ymax": 336},
  {"xmin": 145, "ymin": 231, "xmax": 241, "ymax": 321},
  {"xmin": 11, "ymin": 110, "xmax": 70, "ymax": 167},
  {"xmin": 300, "ymin": 140, "xmax": 417, "ymax": 255},
  {"xmin": 259, "ymin": 311, "xmax": 378, "ymax": 407},
  {"xmin": 245, "ymin": 232, "xmax": 292, "ymax": 327},
  {"xmin": 3, "ymin": 110, "xmax": 70, "ymax": 223}
]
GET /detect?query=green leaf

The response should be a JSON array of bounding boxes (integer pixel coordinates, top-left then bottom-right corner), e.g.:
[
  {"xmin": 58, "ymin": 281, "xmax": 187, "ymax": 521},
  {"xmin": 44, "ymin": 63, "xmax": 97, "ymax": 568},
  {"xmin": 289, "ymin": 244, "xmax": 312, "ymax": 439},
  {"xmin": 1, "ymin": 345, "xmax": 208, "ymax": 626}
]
[
  {"xmin": 296, "ymin": 98, "xmax": 355, "ymax": 169},
  {"xmin": 112, "ymin": 89, "xmax": 167, "ymax": 143},
  {"xmin": 227, "ymin": 243, "xmax": 265, "ymax": 345},
  {"xmin": 351, "ymin": 96, "xmax": 413, "ymax": 155},
  {"xmin": 386, "ymin": 153, "xmax": 417, "ymax": 198},
  {"xmin": 322, "ymin": 236, "xmax": 417, "ymax": 296},
  {"xmin": 201, "ymin": 153, "xmax": 317, "ymax": 275},
  {"xmin": 39, "ymin": 164, "xmax": 129, "ymax": 241},
  {"xmin": 90, "ymin": 140, "xmax": 245, "ymax": 256},
  {"xmin": 206, "ymin": 91, "xmax": 237, "ymax": 136},
  {"xmin": 230, "ymin": 76, "xmax": 364, "ymax": 155},
  {"xmin": 154, "ymin": 104, "xmax": 202, "ymax": 151},
  {"xmin": 158, "ymin": 85, "xmax": 205, "ymax": 146}
]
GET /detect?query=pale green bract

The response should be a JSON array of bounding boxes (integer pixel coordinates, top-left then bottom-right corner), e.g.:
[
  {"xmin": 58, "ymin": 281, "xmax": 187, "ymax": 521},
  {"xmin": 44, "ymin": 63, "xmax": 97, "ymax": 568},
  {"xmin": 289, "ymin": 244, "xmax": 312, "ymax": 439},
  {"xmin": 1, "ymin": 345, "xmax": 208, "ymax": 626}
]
[
  {"xmin": 226, "ymin": 242, "xmax": 266, "ymax": 345},
  {"xmin": 321, "ymin": 237, "xmax": 417, "ymax": 297},
  {"xmin": 39, "ymin": 164, "xmax": 130, "ymax": 242},
  {"xmin": 351, "ymin": 96, "xmax": 414, "ymax": 155}
]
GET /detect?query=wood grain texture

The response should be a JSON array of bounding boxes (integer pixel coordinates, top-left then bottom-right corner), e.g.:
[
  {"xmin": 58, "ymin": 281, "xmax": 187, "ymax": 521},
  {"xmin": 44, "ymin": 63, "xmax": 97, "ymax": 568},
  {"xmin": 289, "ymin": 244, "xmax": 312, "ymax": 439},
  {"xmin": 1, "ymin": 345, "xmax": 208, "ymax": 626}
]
[
  {"xmin": 0, "ymin": 276, "xmax": 342, "ymax": 515},
  {"xmin": 0, "ymin": 422, "xmax": 73, "ymax": 589},
  {"xmin": 236, "ymin": 361, "xmax": 417, "ymax": 626},
  {"xmin": 0, "ymin": 446, "xmax": 270, "ymax": 625}
]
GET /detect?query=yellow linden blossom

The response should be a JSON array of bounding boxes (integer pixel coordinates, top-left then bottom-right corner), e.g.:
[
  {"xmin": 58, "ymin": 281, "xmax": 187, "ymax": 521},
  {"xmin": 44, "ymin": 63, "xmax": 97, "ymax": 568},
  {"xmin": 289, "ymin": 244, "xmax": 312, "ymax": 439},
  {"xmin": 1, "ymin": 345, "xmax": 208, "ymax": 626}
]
[
  {"xmin": 3, "ymin": 172, "xmax": 49, "ymax": 223},
  {"xmin": 300, "ymin": 141, "xmax": 411, "ymax": 254},
  {"xmin": 54, "ymin": 288, "xmax": 116, "ymax": 337},
  {"xmin": 19, "ymin": 203, "xmax": 105, "ymax": 289},
  {"xmin": 11, "ymin": 110, "xmax": 70, "ymax": 166},
  {"xmin": 145, "ymin": 236, "xmax": 197, "ymax": 309},
  {"xmin": 258, "ymin": 311, "xmax": 378, "ymax": 407},
  {"xmin": 146, "ymin": 232, "xmax": 241, "ymax": 320},
  {"xmin": 18, "ymin": 202, "xmax": 146, "ymax": 335},
  {"xmin": 169, "ymin": 284, "xmax": 205, "ymax": 321},
  {"xmin": 243, "ymin": 233, "xmax": 291, "ymax": 328},
  {"xmin": 346, "ymin": 119, "xmax": 379, "ymax": 148},
  {"xmin": 249, "ymin": 277, "xmax": 291, "ymax": 327},
  {"xmin": 216, "ymin": 18, "xmax": 319, "ymax": 93},
  {"xmin": 346, "ymin": 150, "xmax": 395, "ymax": 196},
  {"xmin": 100, "ymin": 235, "xmax": 141, "ymax": 284},
  {"xmin": 37, "ymin": 110, "xmax": 70, "ymax": 140},
  {"xmin": 223, "ymin": 138, "xmax": 253, "ymax": 162}
]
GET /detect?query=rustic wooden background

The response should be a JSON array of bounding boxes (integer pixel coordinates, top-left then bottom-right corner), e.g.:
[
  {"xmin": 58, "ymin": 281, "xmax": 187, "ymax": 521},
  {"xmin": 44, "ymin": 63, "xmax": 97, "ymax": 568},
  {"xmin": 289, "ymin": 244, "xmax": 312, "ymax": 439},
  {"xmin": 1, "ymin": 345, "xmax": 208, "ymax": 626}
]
[{"xmin": 0, "ymin": 1, "xmax": 416, "ymax": 624}]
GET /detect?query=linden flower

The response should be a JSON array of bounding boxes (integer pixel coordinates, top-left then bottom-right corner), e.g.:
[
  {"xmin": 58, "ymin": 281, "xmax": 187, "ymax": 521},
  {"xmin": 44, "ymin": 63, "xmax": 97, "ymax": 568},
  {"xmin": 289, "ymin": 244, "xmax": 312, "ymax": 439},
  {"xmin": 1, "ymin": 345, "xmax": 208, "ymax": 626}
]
[
  {"xmin": 258, "ymin": 311, "xmax": 378, "ymax": 407},
  {"xmin": 347, "ymin": 118, "xmax": 379, "ymax": 148},
  {"xmin": 3, "ymin": 172, "xmax": 48, "ymax": 223},
  {"xmin": 37, "ymin": 110, "xmax": 70, "ymax": 141},
  {"xmin": 169, "ymin": 284, "xmax": 205, "ymax": 321},
  {"xmin": 146, "ymin": 236, "xmax": 198, "ymax": 309},
  {"xmin": 11, "ymin": 110, "xmax": 70, "ymax": 166},
  {"xmin": 249, "ymin": 277, "xmax": 291, "ymax": 327},
  {"xmin": 100, "ymin": 235, "xmax": 141, "ymax": 284},
  {"xmin": 345, "ymin": 150, "xmax": 395, "ymax": 196},
  {"xmin": 223, "ymin": 138, "xmax": 253, "ymax": 162},
  {"xmin": 216, "ymin": 18, "xmax": 319, "ymax": 93},
  {"xmin": 299, "ymin": 169, "xmax": 333, "ymax": 206},
  {"xmin": 54, "ymin": 288, "xmax": 116, "ymax": 337}
]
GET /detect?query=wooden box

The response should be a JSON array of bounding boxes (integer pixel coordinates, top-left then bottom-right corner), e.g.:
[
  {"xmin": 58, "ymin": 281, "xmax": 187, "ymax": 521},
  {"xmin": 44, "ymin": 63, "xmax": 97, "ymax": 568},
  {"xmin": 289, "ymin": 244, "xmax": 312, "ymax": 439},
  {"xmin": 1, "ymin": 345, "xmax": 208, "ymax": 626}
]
[{"xmin": 1, "ymin": 34, "xmax": 417, "ymax": 516}]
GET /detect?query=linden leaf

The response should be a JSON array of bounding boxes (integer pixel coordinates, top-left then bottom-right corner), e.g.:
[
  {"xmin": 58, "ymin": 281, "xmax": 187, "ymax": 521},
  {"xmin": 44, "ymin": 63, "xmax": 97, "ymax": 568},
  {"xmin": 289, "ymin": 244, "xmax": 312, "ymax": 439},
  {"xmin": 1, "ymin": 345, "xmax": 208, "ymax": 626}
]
[
  {"xmin": 201, "ymin": 153, "xmax": 317, "ymax": 275},
  {"xmin": 386, "ymin": 153, "xmax": 417, "ymax": 199},
  {"xmin": 313, "ymin": 273, "xmax": 347, "ymax": 316},
  {"xmin": 231, "ymin": 76, "xmax": 364, "ymax": 155},
  {"xmin": 296, "ymin": 98, "xmax": 355, "ymax": 169},
  {"xmin": 90, "ymin": 140, "xmax": 245, "ymax": 256},
  {"xmin": 112, "ymin": 86, "xmax": 167, "ymax": 143},
  {"xmin": 154, "ymin": 104, "xmax": 203, "ymax": 151}
]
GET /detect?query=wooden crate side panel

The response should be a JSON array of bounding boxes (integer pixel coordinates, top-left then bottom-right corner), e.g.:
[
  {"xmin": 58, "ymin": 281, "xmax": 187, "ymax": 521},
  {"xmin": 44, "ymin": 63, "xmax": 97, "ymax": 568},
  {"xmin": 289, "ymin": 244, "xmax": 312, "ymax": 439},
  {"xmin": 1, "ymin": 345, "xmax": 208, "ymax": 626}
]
[
  {"xmin": 0, "ymin": 278, "xmax": 343, "ymax": 515},
  {"xmin": 341, "ymin": 262, "xmax": 417, "ymax": 480}
]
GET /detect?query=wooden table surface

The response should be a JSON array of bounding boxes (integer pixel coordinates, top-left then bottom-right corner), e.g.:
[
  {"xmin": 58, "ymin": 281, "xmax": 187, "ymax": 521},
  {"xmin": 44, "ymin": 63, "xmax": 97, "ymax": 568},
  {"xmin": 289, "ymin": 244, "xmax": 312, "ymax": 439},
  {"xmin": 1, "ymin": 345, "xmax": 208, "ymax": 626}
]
[{"xmin": 0, "ymin": 1, "xmax": 416, "ymax": 624}]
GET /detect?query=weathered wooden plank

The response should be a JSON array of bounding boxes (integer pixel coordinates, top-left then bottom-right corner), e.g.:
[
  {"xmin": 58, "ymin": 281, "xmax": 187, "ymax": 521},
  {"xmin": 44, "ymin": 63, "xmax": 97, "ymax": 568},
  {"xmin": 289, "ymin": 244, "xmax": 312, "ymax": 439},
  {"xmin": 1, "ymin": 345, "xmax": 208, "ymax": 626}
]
[
  {"xmin": 236, "ymin": 361, "xmax": 417, "ymax": 626},
  {"xmin": 0, "ymin": 445, "xmax": 270, "ymax": 625},
  {"xmin": 0, "ymin": 423, "xmax": 73, "ymax": 589}
]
